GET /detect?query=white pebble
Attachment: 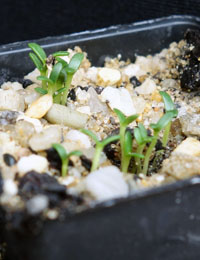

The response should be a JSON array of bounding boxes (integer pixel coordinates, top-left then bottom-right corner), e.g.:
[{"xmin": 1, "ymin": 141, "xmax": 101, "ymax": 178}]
[
  {"xmin": 1, "ymin": 81, "xmax": 23, "ymax": 91},
  {"xmin": 29, "ymin": 126, "xmax": 62, "ymax": 151},
  {"xmin": 135, "ymin": 78, "xmax": 157, "ymax": 95},
  {"xmin": 173, "ymin": 137, "xmax": 200, "ymax": 157},
  {"xmin": 0, "ymin": 89, "xmax": 25, "ymax": 111},
  {"xmin": 98, "ymin": 68, "xmax": 121, "ymax": 86},
  {"xmin": 123, "ymin": 64, "xmax": 145, "ymax": 78},
  {"xmin": 24, "ymin": 68, "xmax": 40, "ymax": 84},
  {"xmin": 26, "ymin": 195, "xmax": 49, "ymax": 215},
  {"xmin": 86, "ymin": 67, "xmax": 98, "ymax": 82},
  {"xmin": 85, "ymin": 166, "xmax": 129, "ymax": 201},
  {"xmin": 101, "ymin": 86, "xmax": 136, "ymax": 116},
  {"xmin": 17, "ymin": 113, "xmax": 43, "ymax": 133},
  {"xmin": 76, "ymin": 106, "xmax": 91, "ymax": 115},
  {"xmin": 66, "ymin": 130, "xmax": 91, "ymax": 149},
  {"xmin": 17, "ymin": 154, "xmax": 48, "ymax": 174},
  {"xmin": 3, "ymin": 179, "xmax": 18, "ymax": 196}
]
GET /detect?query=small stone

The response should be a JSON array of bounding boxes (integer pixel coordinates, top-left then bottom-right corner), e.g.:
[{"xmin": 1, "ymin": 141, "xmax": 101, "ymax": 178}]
[
  {"xmin": 97, "ymin": 68, "xmax": 121, "ymax": 86},
  {"xmin": 135, "ymin": 78, "xmax": 157, "ymax": 95},
  {"xmin": 173, "ymin": 137, "xmax": 200, "ymax": 156},
  {"xmin": 26, "ymin": 194, "xmax": 49, "ymax": 215},
  {"xmin": 161, "ymin": 153, "xmax": 200, "ymax": 179},
  {"xmin": 123, "ymin": 64, "xmax": 145, "ymax": 78},
  {"xmin": 65, "ymin": 130, "xmax": 91, "ymax": 149},
  {"xmin": 3, "ymin": 179, "xmax": 18, "ymax": 196},
  {"xmin": 88, "ymin": 87, "xmax": 108, "ymax": 114},
  {"xmin": 0, "ymin": 89, "xmax": 25, "ymax": 111},
  {"xmin": 101, "ymin": 86, "xmax": 136, "ymax": 116},
  {"xmin": 3, "ymin": 153, "xmax": 17, "ymax": 166},
  {"xmin": 0, "ymin": 110, "xmax": 19, "ymax": 125},
  {"xmin": 17, "ymin": 154, "xmax": 48, "ymax": 174},
  {"xmin": 25, "ymin": 94, "xmax": 53, "ymax": 119},
  {"xmin": 29, "ymin": 126, "xmax": 62, "ymax": 152},
  {"xmin": 85, "ymin": 166, "xmax": 129, "ymax": 201}
]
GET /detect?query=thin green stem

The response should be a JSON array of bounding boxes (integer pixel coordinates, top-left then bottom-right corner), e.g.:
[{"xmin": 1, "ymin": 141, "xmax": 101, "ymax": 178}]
[
  {"xmin": 122, "ymin": 155, "xmax": 131, "ymax": 173},
  {"xmin": 162, "ymin": 121, "xmax": 171, "ymax": 147},
  {"xmin": 91, "ymin": 143, "xmax": 102, "ymax": 172},
  {"xmin": 41, "ymin": 70, "xmax": 47, "ymax": 90},
  {"xmin": 135, "ymin": 144, "xmax": 145, "ymax": 173},
  {"xmin": 62, "ymin": 74, "xmax": 73, "ymax": 105},
  {"xmin": 120, "ymin": 125, "xmax": 126, "ymax": 172},
  {"xmin": 143, "ymin": 131, "xmax": 159, "ymax": 175},
  {"xmin": 61, "ymin": 158, "xmax": 68, "ymax": 177}
]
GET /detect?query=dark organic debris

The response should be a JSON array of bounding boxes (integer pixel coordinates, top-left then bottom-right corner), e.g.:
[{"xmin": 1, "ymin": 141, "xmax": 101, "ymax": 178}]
[
  {"xmin": 80, "ymin": 155, "xmax": 92, "ymax": 171},
  {"xmin": 18, "ymin": 171, "xmax": 67, "ymax": 207},
  {"xmin": 22, "ymin": 79, "xmax": 33, "ymax": 88},
  {"xmin": 46, "ymin": 147, "xmax": 62, "ymax": 170},
  {"xmin": 3, "ymin": 153, "xmax": 17, "ymax": 166},
  {"xmin": 104, "ymin": 128, "xmax": 121, "ymax": 167},
  {"xmin": 68, "ymin": 88, "xmax": 76, "ymax": 101},
  {"xmin": 180, "ymin": 29, "xmax": 200, "ymax": 91},
  {"xmin": 95, "ymin": 86, "xmax": 104, "ymax": 94},
  {"xmin": 130, "ymin": 76, "xmax": 141, "ymax": 87}
]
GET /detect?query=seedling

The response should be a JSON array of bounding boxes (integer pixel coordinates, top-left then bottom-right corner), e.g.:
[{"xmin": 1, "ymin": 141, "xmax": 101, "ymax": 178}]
[
  {"xmin": 52, "ymin": 143, "xmax": 82, "ymax": 177},
  {"xmin": 159, "ymin": 91, "xmax": 178, "ymax": 147},
  {"xmin": 81, "ymin": 129, "xmax": 120, "ymax": 172},
  {"xmin": 28, "ymin": 42, "xmax": 83, "ymax": 105},
  {"xmin": 123, "ymin": 131, "xmax": 144, "ymax": 173},
  {"xmin": 55, "ymin": 53, "xmax": 84, "ymax": 105},
  {"xmin": 142, "ymin": 110, "xmax": 178, "ymax": 175},
  {"xmin": 134, "ymin": 123, "xmax": 152, "ymax": 173},
  {"xmin": 113, "ymin": 108, "xmax": 138, "ymax": 172}
]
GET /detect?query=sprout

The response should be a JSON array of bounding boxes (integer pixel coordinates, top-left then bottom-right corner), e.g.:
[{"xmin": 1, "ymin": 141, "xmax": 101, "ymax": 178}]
[
  {"xmin": 28, "ymin": 43, "xmax": 48, "ymax": 90},
  {"xmin": 81, "ymin": 129, "xmax": 120, "ymax": 171},
  {"xmin": 142, "ymin": 110, "xmax": 177, "ymax": 175},
  {"xmin": 123, "ymin": 131, "xmax": 144, "ymax": 173},
  {"xmin": 113, "ymin": 108, "xmax": 138, "ymax": 172},
  {"xmin": 56, "ymin": 53, "xmax": 84, "ymax": 105},
  {"xmin": 52, "ymin": 143, "xmax": 82, "ymax": 177},
  {"xmin": 28, "ymin": 43, "xmax": 83, "ymax": 105},
  {"xmin": 159, "ymin": 91, "xmax": 178, "ymax": 147},
  {"xmin": 134, "ymin": 123, "xmax": 152, "ymax": 173}
]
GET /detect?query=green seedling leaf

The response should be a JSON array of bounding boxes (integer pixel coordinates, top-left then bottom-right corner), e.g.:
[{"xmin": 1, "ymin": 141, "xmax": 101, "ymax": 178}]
[
  {"xmin": 101, "ymin": 135, "xmax": 120, "ymax": 147},
  {"xmin": 34, "ymin": 87, "xmax": 48, "ymax": 95},
  {"xmin": 29, "ymin": 53, "xmax": 43, "ymax": 72},
  {"xmin": 55, "ymin": 57, "xmax": 68, "ymax": 67},
  {"xmin": 68, "ymin": 150, "xmax": 82, "ymax": 157},
  {"xmin": 53, "ymin": 51, "xmax": 69, "ymax": 57},
  {"xmin": 37, "ymin": 75, "xmax": 54, "ymax": 85},
  {"xmin": 113, "ymin": 108, "xmax": 126, "ymax": 124},
  {"xmin": 150, "ymin": 110, "xmax": 177, "ymax": 132},
  {"xmin": 52, "ymin": 143, "xmax": 67, "ymax": 161},
  {"xmin": 159, "ymin": 91, "xmax": 175, "ymax": 111},
  {"xmin": 124, "ymin": 114, "xmax": 138, "ymax": 126},
  {"xmin": 53, "ymin": 87, "xmax": 67, "ymax": 98},
  {"xmin": 65, "ymin": 66, "xmax": 76, "ymax": 74},
  {"xmin": 28, "ymin": 43, "xmax": 46, "ymax": 65},
  {"xmin": 56, "ymin": 57, "xmax": 68, "ymax": 68},
  {"xmin": 124, "ymin": 131, "xmax": 133, "ymax": 155},
  {"xmin": 134, "ymin": 127, "xmax": 143, "ymax": 146},
  {"xmin": 49, "ymin": 62, "xmax": 63, "ymax": 83},
  {"xmin": 129, "ymin": 152, "xmax": 144, "ymax": 159},
  {"xmin": 68, "ymin": 53, "xmax": 84, "ymax": 73},
  {"xmin": 81, "ymin": 129, "xmax": 99, "ymax": 144},
  {"xmin": 138, "ymin": 123, "xmax": 152, "ymax": 143}
]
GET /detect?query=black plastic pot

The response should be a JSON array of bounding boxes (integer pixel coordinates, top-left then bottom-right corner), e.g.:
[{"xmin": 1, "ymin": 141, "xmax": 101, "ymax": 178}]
[{"xmin": 1, "ymin": 15, "xmax": 200, "ymax": 260}]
